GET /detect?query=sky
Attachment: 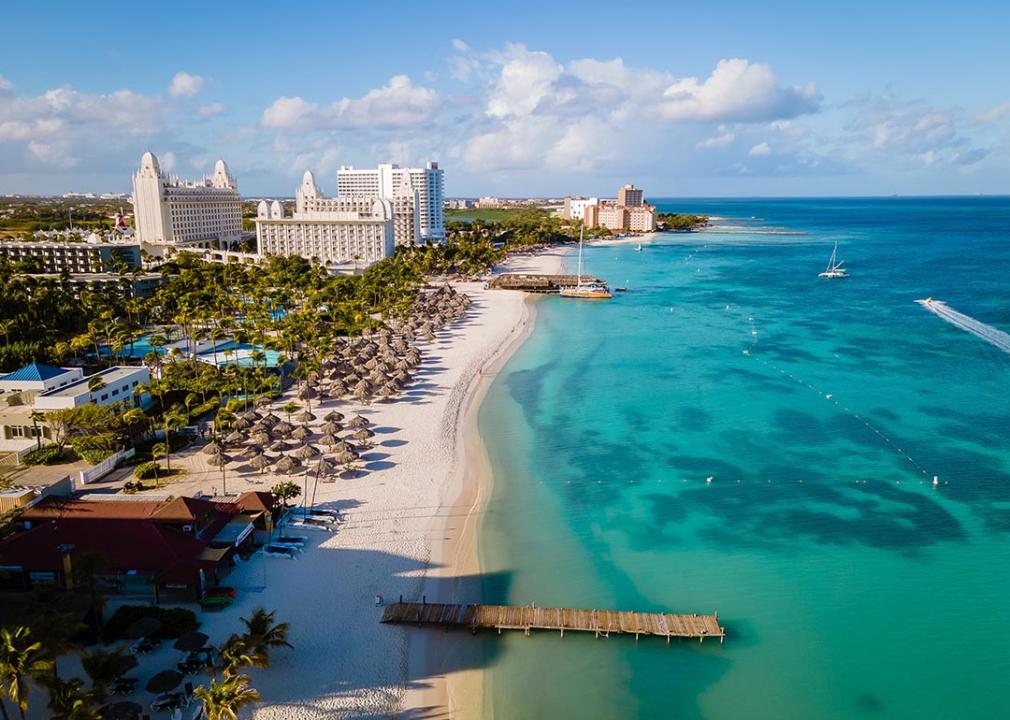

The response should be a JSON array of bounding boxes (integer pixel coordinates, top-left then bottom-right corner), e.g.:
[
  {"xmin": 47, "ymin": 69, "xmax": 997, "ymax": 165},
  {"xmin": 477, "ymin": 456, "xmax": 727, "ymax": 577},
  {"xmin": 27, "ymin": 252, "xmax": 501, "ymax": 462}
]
[{"xmin": 1, "ymin": 0, "xmax": 1009, "ymax": 198}]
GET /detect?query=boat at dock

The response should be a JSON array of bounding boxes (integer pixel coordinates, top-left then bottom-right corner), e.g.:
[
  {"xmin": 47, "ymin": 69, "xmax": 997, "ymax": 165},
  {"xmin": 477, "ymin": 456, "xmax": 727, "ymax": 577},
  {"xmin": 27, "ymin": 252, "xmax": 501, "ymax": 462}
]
[{"xmin": 560, "ymin": 228, "xmax": 612, "ymax": 299}]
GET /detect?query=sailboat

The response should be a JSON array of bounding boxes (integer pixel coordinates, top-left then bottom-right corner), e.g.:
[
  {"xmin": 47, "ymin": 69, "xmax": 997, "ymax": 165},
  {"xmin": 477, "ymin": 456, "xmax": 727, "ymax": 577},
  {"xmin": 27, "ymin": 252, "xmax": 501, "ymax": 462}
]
[
  {"xmin": 560, "ymin": 227, "xmax": 612, "ymax": 299},
  {"xmin": 635, "ymin": 242, "xmax": 643, "ymax": 252},
  {"xmin": 818, "ymin": 240, "xmax": 848, "ymax": 279}
]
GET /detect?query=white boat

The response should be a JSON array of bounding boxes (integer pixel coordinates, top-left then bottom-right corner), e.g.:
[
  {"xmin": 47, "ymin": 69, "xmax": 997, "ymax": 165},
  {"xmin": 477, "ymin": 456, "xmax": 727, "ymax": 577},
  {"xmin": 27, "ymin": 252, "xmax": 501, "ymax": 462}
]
[
  {"xmin": 560, "ymin": 227, "xmax": 612, "ymax": 299},
  {"xmin": 635, "ymin": 242, "xmax": 643, "ymax": 252},
  {"xmin": 818, "ymin": 240, "xmax": 848, "ymax": 279}
]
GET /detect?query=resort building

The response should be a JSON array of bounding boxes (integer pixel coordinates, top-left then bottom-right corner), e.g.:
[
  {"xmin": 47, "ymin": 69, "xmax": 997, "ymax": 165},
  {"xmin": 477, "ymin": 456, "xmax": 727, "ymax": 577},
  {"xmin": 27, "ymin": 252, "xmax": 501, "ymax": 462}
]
[
  {"xmin": 562, "ymin": 197, "xmax": 600, "ymax": 221},
  {"xmin": 337, "ymin": 162, "xmax": 445, "ymax": 242},
  {"xmin": 131, "ymin": 152, "xmax": 243, "ymax": 250},
  {"xmin": 0, "ymin": 363, "xmax": 83, "ymax": 397},
  {"xmin": 0, "ymin": 492, "xmax": 281, "ymax": 598},
  {"xmin": 0, "ymin": 240, "xmax": 141, "ymax": 273},
  {"xmin": 297, "ymin": 171, "xmax": 419, "ymax": 247},
  {"xmin": 582, "ymin": 184, "xmax": 657, "ymax": 232},
  {"xmin": 21, "ymin": 272, "xmax": 165, "ymax": 299},
  {"xmin": 445, "ymin": 198, "xmax": 471, "ymax": 210},
  {"xmin": 474, "ymin": 196, "xmax": 503, "ymax": 209},
  {"xmin": 255, "ymin": 194, "xmax": 395, "ymax": 272},
  {"xmin": 32, "ymin": 366, "xmax": 151, "ymax": 411}
]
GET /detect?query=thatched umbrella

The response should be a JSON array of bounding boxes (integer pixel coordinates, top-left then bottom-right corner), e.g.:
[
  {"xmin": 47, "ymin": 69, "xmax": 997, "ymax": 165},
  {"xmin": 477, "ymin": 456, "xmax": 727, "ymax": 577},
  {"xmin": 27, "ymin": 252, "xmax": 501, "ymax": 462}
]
[
  {"xmin": 298, "ymin": 386, "xmax": 318, "ymax": 401},
  {"xmin": 249, "ymin": 454, "xmax": 274, "ymax": 474},
  {"xmin": 295, "ymin": 410, "xmax": 316, "ymax": 424},
  {"xmin": 323, "ymin": 410, "xmax": 345, "ymax": 422},
  {"xmin": 254, "ymin": 395, "xmax": 274, "ymax": 408},
  {"xmin": 291, "ymin": 425, "xmax": 312, "ymax": 441},
  {"xmin": 268, "ymin": 440, "xmax": 291, "ymax": 453},
  {"xmin": 330, "ymin": 380, "xmax": 347, "ymax": 396},
  {"xmin": 272, "ymin": 420, "xmax": 294, "ymax": 435},
  {"xmin": 202, "ymin": 441, "xmax": 225, "ymax": 456},
  {"xmin": 173, "ymin": 631, "xmax": 209, "ymax": 652},
  {"xmin": 241, "ymin": 444, "xmax": 264, "ymax": 460},
  {"xmin": 294, "ymin": 443, "xmax": 320, "ymax": 461},
  {"xmin": 145, "ymin": 670, "xmax": 183, "ymax": 694},
  {"xmin": 318, "ymin": 432, "xmax": 340, "ymax": 448},
  {"xmin": 335, "ymin": 450, "xmax": 359, "ymax": 468},
  {"xmin": 249, "ymin": 430, "xmax": 272, "ymax": 446},
  {"xmin": 223, "ymin": 430, "xmax": 245, "ymax": 446},
  {"xmin": 352, "ymin": 427, "xmax": 375, "ymax": 443},
  {"xmin": 319, "ymin": 421, "xmax": 342, "ymax": 435},
  {"xmin": 347, "ymin": 415, "xmax": 371, "ymax": 429},
  {"xmin": 230, "ymin": 416, "xmax": 252, "ymax": 430},
  {"xmin": 275, "ymin": 455, "xmax": 302, "ymax": 475},
  {"xmin": 376, "ymin": 384, "xmax": 397, "ymax": 399},
  {"xmin": 206, "ymin": 451, "xmax": 233, "ymax": 494},
  {"xmin": 239, "ymin": 410, "xmax": 259, "ymax": 423},
  {"xmin": 353, "ymin": 379, "xmax": 373, "ymax": 403},
  {"xmin": 260, "ymin": 413, "xmax": 280, "ymax": 426},
  {"xmin": 330, "ymin": 440, "xmax": 356, "ymax": 455}
]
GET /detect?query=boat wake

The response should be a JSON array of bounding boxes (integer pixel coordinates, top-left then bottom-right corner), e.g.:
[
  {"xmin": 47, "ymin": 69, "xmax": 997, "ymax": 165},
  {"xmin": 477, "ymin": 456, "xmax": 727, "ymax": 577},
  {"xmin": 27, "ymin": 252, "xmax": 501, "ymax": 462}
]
[{"xmin": 917, "ymin": 299, "xmax": 1010, "ymax": 354}]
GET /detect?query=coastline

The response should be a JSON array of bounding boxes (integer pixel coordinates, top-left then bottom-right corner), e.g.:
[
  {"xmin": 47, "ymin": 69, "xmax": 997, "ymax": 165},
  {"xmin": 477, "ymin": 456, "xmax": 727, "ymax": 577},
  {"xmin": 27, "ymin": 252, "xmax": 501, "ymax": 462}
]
[{"xmin": 401, "ymin": 247, "xmax": 568, "ymax": 718}]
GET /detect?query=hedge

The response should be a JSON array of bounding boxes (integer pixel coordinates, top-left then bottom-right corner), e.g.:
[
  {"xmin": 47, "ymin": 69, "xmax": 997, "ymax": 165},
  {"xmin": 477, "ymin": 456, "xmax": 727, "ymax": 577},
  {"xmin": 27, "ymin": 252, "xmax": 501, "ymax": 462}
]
[
  {"xmin": 104, "ymin": 605, "xmax": 199, "ymax": 641},
  {"xmin": 71, "ymin": 436, "xmax": 116, "ymax": 465},
  {"xmin": 22, "ymin": 445, "xmax": 62, "ymax": 465}
]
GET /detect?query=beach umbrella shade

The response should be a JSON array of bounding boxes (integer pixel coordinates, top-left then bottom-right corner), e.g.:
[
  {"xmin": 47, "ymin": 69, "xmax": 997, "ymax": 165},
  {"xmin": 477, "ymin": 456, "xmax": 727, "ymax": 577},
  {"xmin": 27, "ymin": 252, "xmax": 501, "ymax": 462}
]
[
  {"xmin": 239, "ymin": 410, "xmax": 259, "ymax": 422},
  {"xmin": 323, "ymin": 410, "xmax": 345, "ymax": 422},
  {"xmin": 260, "ymin": 413, "xmax": 280, "ymax": 426},
  {"xmin": 298, "ymin": 386, "xmax": 318, "ymax": 401},
  {"xmin": 249, "ymin": 430, "xmax": 272, "ymax": 446},
  {"xmin": 107, "ymin": 653, "xmax": 138, "ymax": 678},
  {"xmin": 291, "ymin": 425, "xmax": 312, "ymax": 441},
  {"xmin": 335, "ymin": 450, "xmax": 359, "ymax": 466},
  {"xmin": 330, "ymin": 380, "xmax": 348, "ymax": 396},
  {"xmin": 254, "ymin": 395, "xmax": 274, "ymax": 407},
  {"xmin": 206, "ymin": 452, "xmax": 233, "ymax": 469},
  {"xmin": 272, "ymin": 421, "xmax": 294, "ymax": 435},
  {"xmin": 275, "ymin": 455, "xmax": 303, "ymax": 475},
  {"xmin": 124, "ymin": 617, "xmax": 162, "ymax": 640},
  {"xmin": 320, "ymin": 421, "xmax": 343, "ymax": 435},
  {"xmin": 352, "ymin": 428, "xmax": 375, "ymax": 442},
  {"xmin": 315, "ymin": 457, "xmax": 337, "ymax": 477},
  {"xmin": 318, "ymin": 432, "xmax": 340, "ymax": 448},
  {"xmin": 223, "ymin": 431, "xmax": 246, "ymax": 446},
  {"xmin": 353, "ymin": 379, "xmax": 373, "ymax": 399},
  {"xmin": 295, "ymin": 410, "xmax": 316, "ymax": 423},
  {"xmin": 294, "ymin": 444, "xmax": 320, "ymax": 460},
  {"xmin": 241, "ymin": 444, "xmax": 264, "ymax": 459},
  {"xmin": 145, "ymin": 670, "xmax": 183, "ymax": 694},
  {"xmin": 330, "ymin": 440, "xmax": 356, "ymax": 455},
  {"xmin": 99, "ymin": 701, "xmax": 142, "ymax": 720},
  {"xmin": 172, "ymin": 631, "xmax": 209, "ymax": 652},
  {"xmin": 250, "ymin": 454, "xmax": 275, "ymax": 473},
  {"xmin": 269, "ymin": 439, "xmax": 292, "ymax": 453},
  {"xmin": 376, "ymin": 384, "xmax": 397, "ymax": 399},
  {"xmin": 347, "ymin": 415, "xmax": 371, "ymax": 429},
  {"xmin": 230, "ymin": 417, "xmax": 252, "ymax": 430},
  {"xmin": 202, "ymin": 441, "xmax": 225, "ymax": 456}
]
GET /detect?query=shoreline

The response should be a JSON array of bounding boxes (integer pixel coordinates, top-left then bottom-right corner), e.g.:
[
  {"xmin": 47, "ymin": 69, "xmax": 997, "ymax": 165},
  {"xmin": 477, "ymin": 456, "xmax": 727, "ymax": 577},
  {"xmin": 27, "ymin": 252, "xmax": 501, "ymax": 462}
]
[{"xmin": 402, "ymin": 247, "xmax": 568, "ymax": 718}]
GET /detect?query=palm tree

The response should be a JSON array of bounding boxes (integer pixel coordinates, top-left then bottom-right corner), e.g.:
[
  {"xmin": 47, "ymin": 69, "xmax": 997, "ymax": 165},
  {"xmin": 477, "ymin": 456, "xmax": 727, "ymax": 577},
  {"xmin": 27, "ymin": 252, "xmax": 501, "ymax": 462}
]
[
  {"xmin": 86, "ymin": 375, "xmax": 106, "ymax": 402},
  {"xmin": 193, "ymin": 675, "xmax": 260, "ymax": 720},
  {"xmin": 0, "ymin": 626, "xmax": 54, "ymax": 720},
  {"xmin": 239, "ymin": 608, "xmax": 291, "ymax": 667},
  {"xmin": 159, "ymin": 405, "xmax": 188, "ymax": 474},
  {"xmin": 216, "ymin": 635, "xmax": 262, "ymax": 678},
  {"xmin": 42, "ymin": 676, "xmax": 100, "ymax": 720},
  {"xmin": 80, "ymin": 647, "xmax": 128, "ymax": 703},
  {"xmin": 28, "ymin": 411, "xmax": 45, "ymax": 451},
  {"xmin": 281, "ymin": 401, "xmax": 298, "ymax": 425}
]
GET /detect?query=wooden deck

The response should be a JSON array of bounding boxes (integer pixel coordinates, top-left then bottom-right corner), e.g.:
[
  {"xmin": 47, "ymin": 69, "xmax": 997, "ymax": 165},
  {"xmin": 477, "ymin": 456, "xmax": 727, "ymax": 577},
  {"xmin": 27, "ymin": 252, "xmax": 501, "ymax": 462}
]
[
  {"xmin": 380, "ymin": 602, "xmax": 725, "ymax": 643},
  {"xmin": 488, "ymin": 274, "xmax": 606, "ymax": 293}
]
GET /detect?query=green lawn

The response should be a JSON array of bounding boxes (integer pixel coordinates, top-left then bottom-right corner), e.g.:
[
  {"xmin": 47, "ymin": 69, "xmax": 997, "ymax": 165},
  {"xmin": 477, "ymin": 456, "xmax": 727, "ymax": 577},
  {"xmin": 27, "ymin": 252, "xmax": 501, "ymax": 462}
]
[{"xmin": 446, "ymin": 207, "xmax": 552, "ymax": 222}]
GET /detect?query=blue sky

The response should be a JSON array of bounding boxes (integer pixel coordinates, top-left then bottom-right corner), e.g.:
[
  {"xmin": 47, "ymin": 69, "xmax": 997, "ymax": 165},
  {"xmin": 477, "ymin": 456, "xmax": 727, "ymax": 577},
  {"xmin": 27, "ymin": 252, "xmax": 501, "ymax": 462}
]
[{"xmin": 1, "ymin": 0, "xmax": 1008, "ymax": 197}]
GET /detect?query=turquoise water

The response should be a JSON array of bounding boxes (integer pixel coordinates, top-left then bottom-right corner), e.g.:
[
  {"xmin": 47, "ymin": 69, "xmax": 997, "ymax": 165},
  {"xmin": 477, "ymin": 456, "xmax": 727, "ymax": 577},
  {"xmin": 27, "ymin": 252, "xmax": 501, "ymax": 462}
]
[
  {"xmin": 196, "ymin": 341, "xmax": 281, "ymax": 368},
  {"xmin": 477, "ymin": 198, "xmax": 1010, "ymax": 719}
]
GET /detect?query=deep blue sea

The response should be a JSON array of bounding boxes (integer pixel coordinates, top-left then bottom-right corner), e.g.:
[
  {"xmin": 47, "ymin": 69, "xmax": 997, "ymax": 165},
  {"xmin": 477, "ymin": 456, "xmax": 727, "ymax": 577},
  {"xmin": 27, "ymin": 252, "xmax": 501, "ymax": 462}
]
[{"xmin": 477, "ymin": 197, "xmax": 1010, "ymax": 719}]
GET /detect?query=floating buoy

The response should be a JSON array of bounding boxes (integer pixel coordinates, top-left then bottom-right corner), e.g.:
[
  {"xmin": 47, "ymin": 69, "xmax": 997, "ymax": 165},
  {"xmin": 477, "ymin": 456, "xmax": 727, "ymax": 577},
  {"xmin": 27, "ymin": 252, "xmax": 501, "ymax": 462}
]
[
  {"xmin": 932, "ymin": 476, "xmax": 939, "ymax": 487},
  {"xmin": 825, "ymin": 393, "xmax": 833, "ymax": 399},
  {"xmin": 706, "ymin": 476, "xmax": 714, "ymax": 484}
]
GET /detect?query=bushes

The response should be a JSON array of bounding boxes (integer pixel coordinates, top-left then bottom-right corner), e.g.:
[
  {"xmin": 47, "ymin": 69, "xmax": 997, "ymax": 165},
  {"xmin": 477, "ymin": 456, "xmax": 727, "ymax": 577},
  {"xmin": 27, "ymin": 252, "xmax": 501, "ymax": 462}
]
[
  {"xmin": 133, "ymin": 461, "xmax": 161, "ymax": 480},
  {"xmin": 104, "ymin": 605, "xmax": 199, "ymax": 641},
  {"xmin": 22, "ymin": 445, "xmax": 62, "ymax": 465},
  {"xmin": 71, "ymin": 435, "xmax": 116, "ymax": 465}
]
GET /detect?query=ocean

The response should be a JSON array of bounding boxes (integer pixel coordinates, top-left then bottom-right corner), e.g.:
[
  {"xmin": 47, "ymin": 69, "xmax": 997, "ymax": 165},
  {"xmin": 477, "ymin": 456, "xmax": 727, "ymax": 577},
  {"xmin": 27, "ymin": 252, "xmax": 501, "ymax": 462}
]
[{"xmin": 475, "ymin": 197, "xmax": 1010, "ymax": 719}]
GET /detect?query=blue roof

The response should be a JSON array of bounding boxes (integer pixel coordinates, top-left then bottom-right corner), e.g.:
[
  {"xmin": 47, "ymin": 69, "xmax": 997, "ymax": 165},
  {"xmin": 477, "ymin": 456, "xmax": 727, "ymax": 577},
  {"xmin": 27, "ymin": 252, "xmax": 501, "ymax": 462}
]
[{"xmin": 0, "ymin": 363, "xmax": 71, "ymax": 383}]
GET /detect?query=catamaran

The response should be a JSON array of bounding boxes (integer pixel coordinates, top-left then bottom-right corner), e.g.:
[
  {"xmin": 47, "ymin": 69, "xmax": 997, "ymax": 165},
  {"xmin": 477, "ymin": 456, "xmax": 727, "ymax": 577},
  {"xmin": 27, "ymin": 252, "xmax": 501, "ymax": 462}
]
[
  {"xmin": 560, "ymin": 227, "xmax": 612, "ymax": 299},
  {"xmin": 818, "ymin": 240, "xmax": 848, "ymax": 279}
]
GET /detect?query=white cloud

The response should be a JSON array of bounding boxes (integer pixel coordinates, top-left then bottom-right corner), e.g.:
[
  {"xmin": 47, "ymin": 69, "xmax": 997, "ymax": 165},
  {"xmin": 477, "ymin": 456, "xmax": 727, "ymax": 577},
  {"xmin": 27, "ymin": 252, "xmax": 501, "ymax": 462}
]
[
  {"xmin": 656, "ymin": 59, "xmax": 819, "ymax": 122},
  {"xmin": 486, "ymin": 44, "xmax": 562, "ymax": 118},
  {"xmin": 0, "ymin": 75, "xmax": 13, "ymax": 95},
  {"xmin": 160, "ymin": 151, "xmax": 176, "ymax": 171},
  {"xmin": 749, "ymin": 142, "xmax": 772, "ymax": 156},
  {"xmin": 28, "ymin": 141, "xmax": 77, "ymax": 168},
  {"xmin": 697, "ymin": 131, "xmax": 735, "ymax": 149},
  {"xmin": 451, "ymin": 38, "xmax": 470, "ymax": 52},
  {"xmin": 197, "ymin": 102, "xmax": 225, "ymax": 117},
  {"xmin": 976, "ymin": 102, "xmax": 1009, "ymax": 124},
  {"xmin": 261, "ymin": 76, "xmax": 439, "ymax": 130},
  {"xmin": 168, "ymin": 72, "xmax": 205, "ymax": 98}
]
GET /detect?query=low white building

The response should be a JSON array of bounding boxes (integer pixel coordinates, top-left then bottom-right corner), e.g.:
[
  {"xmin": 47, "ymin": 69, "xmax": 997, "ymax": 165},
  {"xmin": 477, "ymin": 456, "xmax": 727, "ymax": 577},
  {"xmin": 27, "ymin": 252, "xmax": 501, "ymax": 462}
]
[
  {"xmin": 0, "ymin": 240, "xmax": 141, "ymax": 273},
  {"xmin": 131, "ymin": 152, "xmax": 242, "ymax": 250},
  {"xmin": 33, "ymin": 366, "xmax": 151, "ymax": 411},
  {"xmin": 0, "ymin": 363, "xmax": 83, "ymax": 397},
  {"xmin": 255, "ymin": 194, "xmax": 394, "ymax": 272},
  {"xmin": 562, "ymin": 197, "xmax": 600, "ymax": 221}
]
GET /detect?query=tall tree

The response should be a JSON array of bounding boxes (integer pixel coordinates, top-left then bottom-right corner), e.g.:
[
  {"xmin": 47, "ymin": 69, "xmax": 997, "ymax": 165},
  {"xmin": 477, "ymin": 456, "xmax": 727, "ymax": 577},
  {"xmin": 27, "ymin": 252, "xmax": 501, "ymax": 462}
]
[
  {"xmin": 0, "ymin": 626, "xmax": 53, "ymax": 720},
  {"xmin": 193, "ymin": 675, "xmax": 260, "ymax": 720}
]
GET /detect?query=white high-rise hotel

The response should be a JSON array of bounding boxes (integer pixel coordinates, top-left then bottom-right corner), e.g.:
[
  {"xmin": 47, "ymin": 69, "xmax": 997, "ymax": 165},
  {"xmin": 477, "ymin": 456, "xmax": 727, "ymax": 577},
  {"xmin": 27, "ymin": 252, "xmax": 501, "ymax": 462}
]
[
  {"xmin": 337, "ymin": 162, "xmax": 445, "ymax": 243},
  {"xmin": 131, "ymin": 152, "xmax": 242, "ymax": 249}
]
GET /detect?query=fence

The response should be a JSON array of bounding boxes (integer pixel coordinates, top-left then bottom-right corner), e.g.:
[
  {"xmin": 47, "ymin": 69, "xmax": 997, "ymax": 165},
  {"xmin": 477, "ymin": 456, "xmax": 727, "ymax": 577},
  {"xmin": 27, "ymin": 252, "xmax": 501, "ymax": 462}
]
[{"xmin": 77, "ymin": 447, "xmax": 135, "ymax": 485}]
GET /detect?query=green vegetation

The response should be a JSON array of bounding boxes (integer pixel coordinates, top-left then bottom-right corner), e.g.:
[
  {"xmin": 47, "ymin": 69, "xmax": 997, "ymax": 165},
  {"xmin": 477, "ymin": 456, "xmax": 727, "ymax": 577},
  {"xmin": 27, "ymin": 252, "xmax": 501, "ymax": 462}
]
[
  {"xmin": 446, "ymin": 206, "xmax": 551, "ymax": 222},
  {"xmin": 22, "ymin": 445, "xmax": 63, "ymax": 466},
  {"xmin": 132, "ymin": 461, "xmax": 161, "ymax": 480},
  {"xmin": 0, "ymin": 197, "xmax": 128, "ymax": 237},
  {"xmin": 656, "ymin": 212, "xmax": 709, "ymax": 231},
  {"xmin": 270, "ymin": 480, "xmax": 301, "ymax": 505}
]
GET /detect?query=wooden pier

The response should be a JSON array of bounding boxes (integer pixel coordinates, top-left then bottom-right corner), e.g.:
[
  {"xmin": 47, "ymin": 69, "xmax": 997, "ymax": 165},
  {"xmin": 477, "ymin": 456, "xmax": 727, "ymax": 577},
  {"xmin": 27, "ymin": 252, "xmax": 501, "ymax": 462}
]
[
  {"xmin": 488, "ymin": 274, "xmax": 606, "ymax": 294},
  {"xmin": 380, "ymin": 602, "xmax": 725, "ymax": 644}
]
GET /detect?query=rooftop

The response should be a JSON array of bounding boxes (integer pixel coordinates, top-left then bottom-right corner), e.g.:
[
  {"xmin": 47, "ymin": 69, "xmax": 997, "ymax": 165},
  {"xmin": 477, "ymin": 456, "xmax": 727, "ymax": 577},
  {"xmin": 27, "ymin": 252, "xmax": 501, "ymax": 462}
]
[
  {"xmin": 0, "ymin": 363, "xmax": 74, "ymax": 383},
  {"xmin": 37, "ymin": 366, "xmax": 147, "ymax": 399}
]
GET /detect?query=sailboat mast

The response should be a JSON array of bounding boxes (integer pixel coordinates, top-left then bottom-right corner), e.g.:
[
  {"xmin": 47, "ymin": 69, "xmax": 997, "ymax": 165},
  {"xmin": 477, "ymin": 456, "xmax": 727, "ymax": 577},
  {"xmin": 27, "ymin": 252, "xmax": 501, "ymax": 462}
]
[{"xmin": 577, "ymin": 226, "xmax": 584, "ymax": 288}]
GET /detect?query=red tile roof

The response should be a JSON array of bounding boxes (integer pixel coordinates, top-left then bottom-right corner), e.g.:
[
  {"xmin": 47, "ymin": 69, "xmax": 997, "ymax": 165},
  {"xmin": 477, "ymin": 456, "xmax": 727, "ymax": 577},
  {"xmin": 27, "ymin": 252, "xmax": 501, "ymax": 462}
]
[{"xmin": 21, "ymin": 498, "xmax": 162, "ymax": 522}]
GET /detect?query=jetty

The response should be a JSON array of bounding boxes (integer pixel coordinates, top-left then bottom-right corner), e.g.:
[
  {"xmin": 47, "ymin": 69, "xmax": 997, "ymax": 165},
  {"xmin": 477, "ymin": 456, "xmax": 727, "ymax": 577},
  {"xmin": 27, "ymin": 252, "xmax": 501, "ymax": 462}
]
[
  {"xmin": 488, "ymin": 273, "xmax": 606, "ymax": 294},
  {"xmin": 381, "ymin": 602, "xmax": 725, "ymax": 644}
]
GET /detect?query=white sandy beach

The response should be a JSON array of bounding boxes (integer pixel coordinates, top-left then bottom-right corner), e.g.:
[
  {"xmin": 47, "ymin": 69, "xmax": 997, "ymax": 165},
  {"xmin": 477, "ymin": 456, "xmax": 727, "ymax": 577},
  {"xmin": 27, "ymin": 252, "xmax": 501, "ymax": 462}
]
[{"xmin": 163, "ymin": 248, "xmax": 570, "ymax": 719}]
